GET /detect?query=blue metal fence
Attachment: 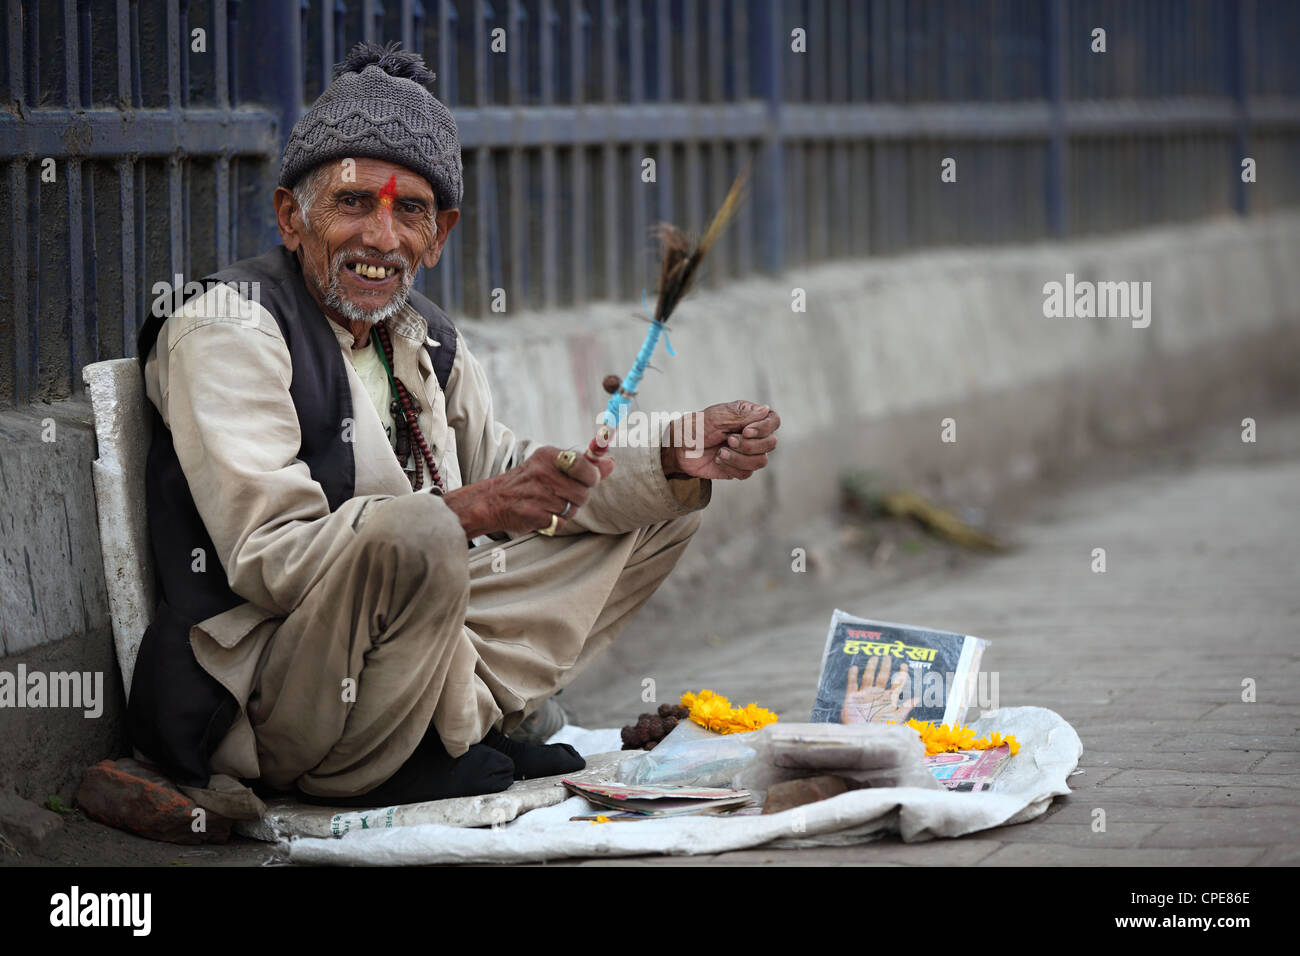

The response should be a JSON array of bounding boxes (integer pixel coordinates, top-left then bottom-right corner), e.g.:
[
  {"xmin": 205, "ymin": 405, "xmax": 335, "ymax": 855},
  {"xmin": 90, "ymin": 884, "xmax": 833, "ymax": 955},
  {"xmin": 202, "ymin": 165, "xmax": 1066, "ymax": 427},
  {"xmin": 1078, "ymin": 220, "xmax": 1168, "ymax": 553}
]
[{"xmin": 2, "ymin": 0, "xmax": 1299, "ymax": 408}]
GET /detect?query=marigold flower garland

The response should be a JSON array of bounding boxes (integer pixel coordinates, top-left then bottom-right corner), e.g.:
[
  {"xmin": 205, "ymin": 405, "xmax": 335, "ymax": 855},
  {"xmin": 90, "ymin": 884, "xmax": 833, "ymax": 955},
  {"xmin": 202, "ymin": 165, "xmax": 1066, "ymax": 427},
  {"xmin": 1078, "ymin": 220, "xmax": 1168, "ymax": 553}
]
[
  {"xmin": 893, "ymin": 718, "xmax": 1021, "ymax": 756},
  {"xmin": 680, "ymin": 689, "xmax": 779, "ymax": 734}
]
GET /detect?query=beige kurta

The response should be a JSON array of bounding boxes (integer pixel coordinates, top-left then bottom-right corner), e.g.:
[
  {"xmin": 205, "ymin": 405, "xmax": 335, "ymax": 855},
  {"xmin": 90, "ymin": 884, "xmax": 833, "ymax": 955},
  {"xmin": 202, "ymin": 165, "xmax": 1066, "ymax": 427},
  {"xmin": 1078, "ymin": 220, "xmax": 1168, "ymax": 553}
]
[{"xmin": 142, "ymin": 278, "xmax": 710, "ymax": 794}]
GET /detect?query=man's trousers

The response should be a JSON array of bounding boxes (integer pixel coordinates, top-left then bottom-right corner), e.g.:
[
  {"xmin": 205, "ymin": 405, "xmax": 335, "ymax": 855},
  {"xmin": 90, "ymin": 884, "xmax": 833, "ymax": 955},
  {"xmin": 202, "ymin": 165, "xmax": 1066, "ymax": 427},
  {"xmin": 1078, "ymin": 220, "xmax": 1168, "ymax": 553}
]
[{"xmin": 241, "ymin": 493, "xmax": 701, "ymax": 798}]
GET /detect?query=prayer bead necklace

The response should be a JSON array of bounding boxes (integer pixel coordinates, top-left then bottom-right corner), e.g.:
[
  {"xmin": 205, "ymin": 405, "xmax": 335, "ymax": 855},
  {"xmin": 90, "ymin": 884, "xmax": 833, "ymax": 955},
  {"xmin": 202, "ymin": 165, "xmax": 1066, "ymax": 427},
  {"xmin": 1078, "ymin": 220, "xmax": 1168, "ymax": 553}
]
[{"xmin": 373, "ymin": 321, "xmax": 445, "ymax": 495}]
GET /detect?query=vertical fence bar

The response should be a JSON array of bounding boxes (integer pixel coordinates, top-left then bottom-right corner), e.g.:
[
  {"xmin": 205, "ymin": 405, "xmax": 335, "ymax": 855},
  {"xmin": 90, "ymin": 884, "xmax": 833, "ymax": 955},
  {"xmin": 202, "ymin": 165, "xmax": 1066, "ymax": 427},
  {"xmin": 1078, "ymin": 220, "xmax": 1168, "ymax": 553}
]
[
  {"xmin": 117, "ymin": 158, "xmax": 138, "ymax": 356},
  {"xmin": 628, "ymin": 0, "xmax": 647, "ymax": 295},
  {"xmin": 475, "ymin": 146, "xmax": 491, "ymax": 314},
  {"xmin": 437, "ymin": 0, "xmax": 454, "ymax": 309},
  {"xmin": 64, "ymin": 0, "xmax": 90, "ymax": 388},
  {"xmin": 166, "ymin": 0, "xmax": 185, "ymax": 283},
  {"xmin": 65, "ymin": 0, "xmax": 79, "ymax": 110},
  {"xmin": 24, "ymin": 0, "xmax": 37, "ymax": 109},
  {"xmin": 226, "ymin": 0, "xmax": 239, "ymax": 105},
  {"xmin": 540, "ymin": 0, "xmax": 557, "ymax": 308},
  {"xmin": 600, "ymin": 0, "xmax": 619, "ymax": 300},
  {"xmin": 16, "ymin": 0, "xmax": 36, "ymax": 403},
  {"xmin": 179, "ymin": 0, "xmax": 190, "ymax": 106},
  {"xmin": 508, "ymin": 1, "xmax": 526, "ymax": 309},
  {"xmin": 79, "ymin": 0, "xmax": 100, "ymax": 363},
  {"xmin": 569, "ymin": 0, "xmax": 586, "ymax": 308},
  {"xmin": 870, "ymin": 0, "xmax": 888, "ymax": 101},
  {"xmin": 682, "ymin": 0, "xmax": 702, "ymax": 249},
  {"xmin": 116, "ymin": 0, "xmax": 132, "ymax": 104},
  {"xmin": 215, "ymin": 153, "xmax": 231, "ymax": 268},
  {"xmin": 654, "ymin": 0, "xmax": 672, "ymax": 231},
  {"xmin": 828, "ymin": 0, "xmax": 846, "ymax": 103},
  {"xmin": 214, "ymin": 0, "xmax": 229, "ymax": 107},
  {"xmin": 131, "ymin": 0, "xmax": 148, "ymax": 334},
  {"xmin": 362, "ymin": 0, "xmax": 375, "ymax": 44},
  {"xmin": 752, "ymin": 0, "xmax": 783, "ymax": 275},
  {"xmin": 213, "ymin": 0, "xmax": 231, "ymax": 268},
  {"xmin": 809, "ymin": 0, "xmax": 826, "ymax": 103},
  {"xmin": 705, "ymin": 0, "xmax": 726, "ymax": 285},
  {"xmin": 68, "ymin": 159, "xmax": 89, "ymax": 394},
  {"xmin": 706, "ymin": 0, "xmax": 722, "ymax": 102},
  {"xmin": 733, "ymin": 0, "xmax": 752, "ymax": 277},
  {"xmin": 888, "ymin": 0, "xmax": 905, "ymax": 100},
  {"xmin": 789, "ymin": 139, "xmax": 807, "ymax": 265},
  {"xmin": 8, "ymin": 158, "xmax": 30, "ymax": 403},
  {"xmin": 1233, "ymin": 0, "xmax": 1255, "ymax": 216},
  {"xmin": 507, "ymin": 0, "xmax": 521, "ymax": 102},
  {"xmin": 322, "ymin": 0, "xmax": 335, "ymax": 87},
  {"xmin": 1045, "ymin": 0, "xmax": 1067, "ymax": 237},
  {"xmin": 400, "ymin": 0, "xmax": 413, "ymax": 48},
  {"xmin": 474, "ymin": 0, "xmax": 488, "ymax": 104}
]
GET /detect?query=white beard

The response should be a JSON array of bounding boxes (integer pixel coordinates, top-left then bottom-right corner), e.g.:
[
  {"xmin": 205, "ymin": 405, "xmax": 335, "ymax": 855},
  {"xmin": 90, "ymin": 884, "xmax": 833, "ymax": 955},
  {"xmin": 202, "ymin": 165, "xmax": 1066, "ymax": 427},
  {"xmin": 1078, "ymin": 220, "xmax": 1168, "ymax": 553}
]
[{"xmin": 323, "ymin": 249, "xmax": 418, "ymax": 325}]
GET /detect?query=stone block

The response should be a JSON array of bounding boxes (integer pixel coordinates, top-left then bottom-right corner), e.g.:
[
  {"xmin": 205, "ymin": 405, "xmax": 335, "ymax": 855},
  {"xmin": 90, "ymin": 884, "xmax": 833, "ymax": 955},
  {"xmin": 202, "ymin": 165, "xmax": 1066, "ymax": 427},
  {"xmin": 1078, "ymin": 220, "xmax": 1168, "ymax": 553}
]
[
  {"xmin": 0, "ymin": 789, "xmax": 63, "ymax": 854},
  {"xmin": 74, "ymin": 758, "xmax": 233, "ymax": 845}
]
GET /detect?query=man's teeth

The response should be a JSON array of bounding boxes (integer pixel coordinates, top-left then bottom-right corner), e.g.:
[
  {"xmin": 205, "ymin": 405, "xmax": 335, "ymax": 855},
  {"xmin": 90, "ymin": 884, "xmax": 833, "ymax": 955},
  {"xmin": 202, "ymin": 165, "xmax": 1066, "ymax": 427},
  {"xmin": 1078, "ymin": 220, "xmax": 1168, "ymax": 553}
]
[{"xmin": 350, "ymin": 263, "xmax": 397, "ymax": 278}]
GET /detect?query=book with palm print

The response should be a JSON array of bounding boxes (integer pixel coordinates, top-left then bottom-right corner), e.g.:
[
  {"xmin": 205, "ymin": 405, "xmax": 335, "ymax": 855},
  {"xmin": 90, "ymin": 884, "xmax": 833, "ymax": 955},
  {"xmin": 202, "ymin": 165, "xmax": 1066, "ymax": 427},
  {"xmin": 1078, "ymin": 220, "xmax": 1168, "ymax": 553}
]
[{"xmin": 810, "ymin": 608, "xmax": 989, "ymax": 728}]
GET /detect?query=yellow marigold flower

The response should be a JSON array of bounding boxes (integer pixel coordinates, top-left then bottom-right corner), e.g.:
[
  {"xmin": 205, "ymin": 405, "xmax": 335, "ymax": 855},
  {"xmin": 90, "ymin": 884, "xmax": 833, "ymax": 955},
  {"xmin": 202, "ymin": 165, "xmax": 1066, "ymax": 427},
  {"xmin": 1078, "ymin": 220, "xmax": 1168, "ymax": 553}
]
[
  {"xmin": 736, "ymin": 702, "xmax": 779, "ymax": 731},
  {"xmin": 592, "ymin": 815, "xmax": 610, "ymax": 824},
  {"xmin": 976, "ymin": 731, "xmax": 1022, "ymax": 755},
  {"xmin": 904, "ymin": 718, "xmax": 1024, "ymax": 757},
  {"xmin": 941, "ymin": 723, "xmax": 978, "ymax": 751},
  {"xmin": 689, "ymin": 696, "xmax": 735, "ymax": 733},
  {"xmin": 681, "ymin": 689, "xmax": 776, "ymax": 735}
]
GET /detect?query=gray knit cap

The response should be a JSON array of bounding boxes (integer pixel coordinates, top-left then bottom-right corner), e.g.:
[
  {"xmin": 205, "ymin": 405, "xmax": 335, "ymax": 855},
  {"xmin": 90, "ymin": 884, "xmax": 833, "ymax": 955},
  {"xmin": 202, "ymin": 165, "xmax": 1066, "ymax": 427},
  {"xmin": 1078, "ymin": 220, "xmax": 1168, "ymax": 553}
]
[{"xmin": 278, "ymin": 41, "xmax": 463, "ymax": 211}]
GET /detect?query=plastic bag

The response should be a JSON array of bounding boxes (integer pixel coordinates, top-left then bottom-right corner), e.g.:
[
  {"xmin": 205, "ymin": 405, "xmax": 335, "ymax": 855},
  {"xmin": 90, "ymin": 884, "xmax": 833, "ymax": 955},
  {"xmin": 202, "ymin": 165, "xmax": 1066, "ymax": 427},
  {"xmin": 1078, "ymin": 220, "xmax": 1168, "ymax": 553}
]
[
  {"xmin": 617, "ymin": 719, "xmax": 762, "ymax": 787},
  {"xmin": 731, "ymin": 722, "xmax": 943, "ymax": 796}
]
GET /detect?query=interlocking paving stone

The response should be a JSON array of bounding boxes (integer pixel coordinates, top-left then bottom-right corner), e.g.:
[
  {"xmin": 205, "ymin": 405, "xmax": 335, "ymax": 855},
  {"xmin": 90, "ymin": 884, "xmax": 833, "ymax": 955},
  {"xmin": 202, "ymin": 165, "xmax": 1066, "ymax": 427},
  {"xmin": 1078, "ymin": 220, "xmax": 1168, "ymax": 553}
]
[
  {"xmin": 1100, "ymin": 769, "xmax": 1299, "ymax": 789},
  {"xmin": 1246, "ymin": 752, "xmax": 1300, "ymax": 773},
  {"xmin": 1141, "ymin": 817, "xmax": 1295, "ymax": 848},
  {"xmin": 1157, "ymin": 734, "xmax": 1300, "ymax": 752},
  {"xmin": 700, "ymin": 839, "xmax": 1006, "ymax": 867},
  {"xmin": 959, "ymin": 821, "xmax": 1163, "ymax": 848},
  {"xmin": 1255, "ymin": 844, "xmax": 1300, "ymax": 865},
  {"xmin": 975, "ymin": 845, "xmax": 1267, "ymax": 867},
  {"xmin": 1036, "ymin": 802, "xmax": 1296, "ymax": 828},
  {"xmin": 1077, "ymin": 751, "xmax": 1261, "ymax": 772},
  {"xmin": 1192, "ymin": 787, "xmax": 1300, "ymax": 808}
]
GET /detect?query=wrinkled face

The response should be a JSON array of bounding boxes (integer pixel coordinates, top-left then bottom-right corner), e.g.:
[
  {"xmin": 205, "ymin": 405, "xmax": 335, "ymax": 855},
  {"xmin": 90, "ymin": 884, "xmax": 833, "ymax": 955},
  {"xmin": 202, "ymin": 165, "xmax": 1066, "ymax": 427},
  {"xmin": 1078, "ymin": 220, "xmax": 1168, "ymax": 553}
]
[{"xmin": 274, "ymin": 157, "xmax": 457, "ymax": 327}]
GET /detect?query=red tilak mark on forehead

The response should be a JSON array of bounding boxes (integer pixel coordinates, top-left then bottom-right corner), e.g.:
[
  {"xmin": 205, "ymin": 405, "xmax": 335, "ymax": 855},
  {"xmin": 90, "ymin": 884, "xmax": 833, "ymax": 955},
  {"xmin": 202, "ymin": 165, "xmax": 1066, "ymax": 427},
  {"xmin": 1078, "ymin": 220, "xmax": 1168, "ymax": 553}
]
[{"xmin": 379, "ymin": 175, "xmax": 399, "ymax": 208}]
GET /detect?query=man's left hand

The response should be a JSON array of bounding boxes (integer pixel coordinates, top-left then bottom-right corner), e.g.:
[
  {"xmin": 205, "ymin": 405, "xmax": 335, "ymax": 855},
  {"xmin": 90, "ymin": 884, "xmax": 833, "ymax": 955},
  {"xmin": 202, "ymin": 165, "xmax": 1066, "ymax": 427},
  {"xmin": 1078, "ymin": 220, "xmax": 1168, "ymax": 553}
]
[{"xmin": 661, "ymin": 400, "xmax": 780, "ymax": 481}]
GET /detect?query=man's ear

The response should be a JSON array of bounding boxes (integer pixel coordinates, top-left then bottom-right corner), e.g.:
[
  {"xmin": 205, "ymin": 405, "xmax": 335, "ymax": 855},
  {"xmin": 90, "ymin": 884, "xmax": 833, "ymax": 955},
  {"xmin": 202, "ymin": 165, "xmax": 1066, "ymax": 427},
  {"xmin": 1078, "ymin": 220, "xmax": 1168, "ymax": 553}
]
[
  {"xmin": 422, "ymin": 208, "xmax": 460, "ymax": 269},
  {"xmin": 273, "ymin": 186, "xmax": 305, "ymax": 251}
]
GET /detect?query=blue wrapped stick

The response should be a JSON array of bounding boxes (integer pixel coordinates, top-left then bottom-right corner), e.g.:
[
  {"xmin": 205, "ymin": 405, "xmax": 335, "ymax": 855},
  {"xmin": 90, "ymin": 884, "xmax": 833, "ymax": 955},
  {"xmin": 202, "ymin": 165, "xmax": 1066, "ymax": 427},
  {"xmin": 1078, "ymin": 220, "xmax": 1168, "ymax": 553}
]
[{"xmin": 585, "ymin": 161, "xmax": 751, "ymax": 463}]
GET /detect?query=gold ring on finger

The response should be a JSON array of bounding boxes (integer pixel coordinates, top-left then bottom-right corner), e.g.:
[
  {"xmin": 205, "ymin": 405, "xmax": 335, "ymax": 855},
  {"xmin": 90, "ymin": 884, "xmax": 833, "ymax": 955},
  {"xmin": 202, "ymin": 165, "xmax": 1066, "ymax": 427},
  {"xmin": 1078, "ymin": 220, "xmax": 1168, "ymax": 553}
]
[
  {"xmin": 556, "ymin": 449, "xmax": 577, "ymax": 473},
  {"xmin": 538, "ymin": 514, "xmax": 560, "ymax": 536}
]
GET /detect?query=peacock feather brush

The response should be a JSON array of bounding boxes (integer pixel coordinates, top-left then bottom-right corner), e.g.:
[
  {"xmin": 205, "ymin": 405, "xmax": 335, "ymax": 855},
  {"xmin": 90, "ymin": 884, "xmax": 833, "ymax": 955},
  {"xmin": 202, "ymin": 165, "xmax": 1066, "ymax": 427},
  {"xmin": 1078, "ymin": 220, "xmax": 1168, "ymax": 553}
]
[{"xmin": 585, "ymin": 160, "xmax": 752, "ymax": 463}]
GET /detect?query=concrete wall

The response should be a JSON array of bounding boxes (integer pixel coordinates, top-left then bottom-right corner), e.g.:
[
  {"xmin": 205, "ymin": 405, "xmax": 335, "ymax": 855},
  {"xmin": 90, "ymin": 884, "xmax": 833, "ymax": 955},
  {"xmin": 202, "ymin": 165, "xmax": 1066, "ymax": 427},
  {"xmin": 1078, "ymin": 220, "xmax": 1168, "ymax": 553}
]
[
  {"xmin": 2, "ymin": 211, "xmax": 1298, "ymax": 798},
  {"xmin": 0, "ymin": 403, "xmax": 125, "ymax": 798}
]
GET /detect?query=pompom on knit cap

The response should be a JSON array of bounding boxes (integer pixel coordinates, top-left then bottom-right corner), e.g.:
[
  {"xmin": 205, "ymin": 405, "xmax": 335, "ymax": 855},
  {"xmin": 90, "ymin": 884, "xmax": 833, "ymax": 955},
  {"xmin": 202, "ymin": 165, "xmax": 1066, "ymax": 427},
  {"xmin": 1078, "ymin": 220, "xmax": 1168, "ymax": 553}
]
[{"xmin": 278, "ymin": 40, "xmax": 463, "ymax": 211}]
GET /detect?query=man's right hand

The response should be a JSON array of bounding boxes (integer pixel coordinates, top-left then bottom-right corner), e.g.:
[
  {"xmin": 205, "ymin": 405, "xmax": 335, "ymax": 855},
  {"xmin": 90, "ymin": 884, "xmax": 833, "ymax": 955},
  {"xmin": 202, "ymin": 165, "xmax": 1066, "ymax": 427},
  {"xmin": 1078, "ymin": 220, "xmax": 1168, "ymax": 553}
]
[{"xmin": 442, "ymin": 445, "xmax": 615, "ymax": 539}]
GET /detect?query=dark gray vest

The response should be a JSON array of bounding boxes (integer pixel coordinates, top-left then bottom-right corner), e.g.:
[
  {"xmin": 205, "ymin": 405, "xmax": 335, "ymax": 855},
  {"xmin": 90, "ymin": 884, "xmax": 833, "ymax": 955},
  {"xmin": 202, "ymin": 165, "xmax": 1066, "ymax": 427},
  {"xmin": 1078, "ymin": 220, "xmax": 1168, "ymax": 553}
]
[{"xmin": 131, "ymin": 245, "xmax": 457, "ymax": 786}]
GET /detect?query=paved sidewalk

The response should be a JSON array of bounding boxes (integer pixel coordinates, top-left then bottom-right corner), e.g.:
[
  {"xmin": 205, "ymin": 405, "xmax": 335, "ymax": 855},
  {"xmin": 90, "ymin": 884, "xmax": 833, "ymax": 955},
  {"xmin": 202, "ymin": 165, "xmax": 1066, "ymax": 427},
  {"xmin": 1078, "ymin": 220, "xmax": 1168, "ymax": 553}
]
[{"xmin": 553, "ymin": 417, "xmax": 1300, "ymax": 865}]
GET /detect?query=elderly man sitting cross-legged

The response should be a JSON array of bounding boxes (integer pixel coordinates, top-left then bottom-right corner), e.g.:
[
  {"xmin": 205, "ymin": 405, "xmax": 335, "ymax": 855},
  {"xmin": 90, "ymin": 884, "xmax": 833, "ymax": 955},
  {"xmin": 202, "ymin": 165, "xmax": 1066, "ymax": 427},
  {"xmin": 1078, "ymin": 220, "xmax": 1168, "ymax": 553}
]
[{"xmin": 131, "ymin": 43, "xmax": 781, "ymax": 809}]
